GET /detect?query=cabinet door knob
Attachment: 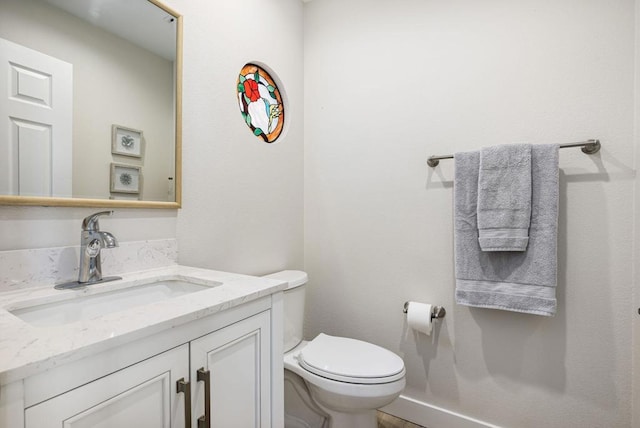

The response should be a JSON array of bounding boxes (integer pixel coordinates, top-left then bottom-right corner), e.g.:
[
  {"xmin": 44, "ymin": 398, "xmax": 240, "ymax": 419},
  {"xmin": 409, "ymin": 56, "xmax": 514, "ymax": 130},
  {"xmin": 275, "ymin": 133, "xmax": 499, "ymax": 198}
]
[
  {"xmin": 197, "ymin": 368, "xmax": 211, "ymax": 428},
  {"xmin": 176, "ymin": 378, "xmax": 192, "ymax": 428}
]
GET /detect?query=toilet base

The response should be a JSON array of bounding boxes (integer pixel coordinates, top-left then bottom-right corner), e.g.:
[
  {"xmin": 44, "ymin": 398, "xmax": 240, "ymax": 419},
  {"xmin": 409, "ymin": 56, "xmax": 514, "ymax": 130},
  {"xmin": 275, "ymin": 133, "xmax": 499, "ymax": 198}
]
[
  {"xmin": 284, "ymin": 368, "xmax": 386, "ymax": 428},
  {"xmin": 321, "ymin": 406, "xmax": 377, "ymax": 428},
  {"xmin": 284, "ymin": 369, "xmax": 329, "ymax": 428}
]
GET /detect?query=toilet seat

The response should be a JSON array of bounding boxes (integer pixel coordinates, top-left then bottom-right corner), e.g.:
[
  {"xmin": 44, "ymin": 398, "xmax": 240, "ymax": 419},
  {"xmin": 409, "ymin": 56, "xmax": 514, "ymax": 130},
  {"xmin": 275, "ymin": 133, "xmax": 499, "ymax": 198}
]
[{"xmin": 298, "ymin": 334, "xmax": 405, "ymax": 384}]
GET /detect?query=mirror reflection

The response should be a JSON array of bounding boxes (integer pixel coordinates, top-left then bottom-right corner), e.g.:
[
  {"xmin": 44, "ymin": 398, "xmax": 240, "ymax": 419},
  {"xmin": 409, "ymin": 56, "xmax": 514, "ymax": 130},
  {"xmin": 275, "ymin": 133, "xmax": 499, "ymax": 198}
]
[{"xmin": 0, "ymin": 0, "xmax": 181, "ymax": 206}]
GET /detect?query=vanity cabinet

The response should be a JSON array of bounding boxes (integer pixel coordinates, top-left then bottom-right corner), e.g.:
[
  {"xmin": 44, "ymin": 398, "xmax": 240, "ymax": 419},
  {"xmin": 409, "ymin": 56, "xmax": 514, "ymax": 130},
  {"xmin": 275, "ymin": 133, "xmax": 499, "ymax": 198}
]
[
  {"xmin": 25, "ymin": 344, "xmax": 189, "ymax": 428},
  {"xmin": 191, "ymin": 311, "xmax": 271, "ymax": 427},
  {"xmin": 2, "ymin": 295, "xmax": 283, "ymax": 428},
  {"xmin": 24, "ymin": 311, "xmax": 271, "ymax": 428}
]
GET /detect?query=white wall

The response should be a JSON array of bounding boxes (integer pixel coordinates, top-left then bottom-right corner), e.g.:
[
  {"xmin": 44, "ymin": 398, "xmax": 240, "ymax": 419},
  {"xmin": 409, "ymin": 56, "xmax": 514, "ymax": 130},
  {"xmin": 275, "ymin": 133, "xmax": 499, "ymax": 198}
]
[
  {"xmin": 0, "ymin": 206, "xmax": 176, "ymax": 251},
  {"xmin": 304, "ymin": 0, "xmax": 634, "ymax": 427},
  {"xmin": 172, "ymin": 0, "xmax": 305, "ymax": 274},
  {"xmin": 633, "ymin": 3, "xmax": 640, "ymax": 427}
]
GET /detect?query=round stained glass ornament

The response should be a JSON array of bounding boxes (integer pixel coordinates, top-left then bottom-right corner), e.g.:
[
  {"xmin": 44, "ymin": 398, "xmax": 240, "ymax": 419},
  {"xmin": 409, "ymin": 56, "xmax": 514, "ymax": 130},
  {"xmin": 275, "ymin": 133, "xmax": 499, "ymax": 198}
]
[{"xmin": 237, "ymin": 64, "xmax": 284, "ymax": 143}]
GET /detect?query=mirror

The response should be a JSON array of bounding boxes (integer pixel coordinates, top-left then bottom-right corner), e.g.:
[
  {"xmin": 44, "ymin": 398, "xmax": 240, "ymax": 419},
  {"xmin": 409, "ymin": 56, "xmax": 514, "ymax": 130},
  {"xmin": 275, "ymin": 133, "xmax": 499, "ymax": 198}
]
[{"xmin": 0, "ymin": 0, "xmax": 182, "ymax": 208}]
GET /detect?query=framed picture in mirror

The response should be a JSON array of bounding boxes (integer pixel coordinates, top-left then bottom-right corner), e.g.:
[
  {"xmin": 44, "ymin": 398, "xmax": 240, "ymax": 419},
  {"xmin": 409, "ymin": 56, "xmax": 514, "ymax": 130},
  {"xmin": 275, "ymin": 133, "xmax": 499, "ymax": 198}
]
[
  {"xmin": 110, "ymin": 163, "xmax": 141, "ymax": 194},
  {"xmin": 112, "ymin": 125, "xmax": 143, "ymax": 158}
]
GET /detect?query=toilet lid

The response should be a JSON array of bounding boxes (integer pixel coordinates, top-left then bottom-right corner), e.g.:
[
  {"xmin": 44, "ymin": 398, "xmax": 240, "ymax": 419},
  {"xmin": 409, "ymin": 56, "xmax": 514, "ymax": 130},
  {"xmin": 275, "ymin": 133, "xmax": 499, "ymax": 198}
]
[{"xmin": 298, "ymin": 334, "xmax": 405, "ymax": 384}]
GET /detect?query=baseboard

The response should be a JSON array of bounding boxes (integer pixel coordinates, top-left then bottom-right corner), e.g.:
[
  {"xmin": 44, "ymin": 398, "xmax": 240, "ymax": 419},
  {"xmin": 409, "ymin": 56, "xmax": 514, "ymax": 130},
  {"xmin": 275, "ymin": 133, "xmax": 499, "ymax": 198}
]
[{"xmin": 381, "ymin": 394, "xmax": 502, "ymax": 428}]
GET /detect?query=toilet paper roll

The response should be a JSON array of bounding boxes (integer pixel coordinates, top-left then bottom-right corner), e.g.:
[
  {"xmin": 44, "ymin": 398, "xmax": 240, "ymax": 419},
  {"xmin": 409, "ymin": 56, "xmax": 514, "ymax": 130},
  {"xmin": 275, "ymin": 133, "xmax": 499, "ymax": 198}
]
[{"xmin": 406, "ymin": 302, "xmax": 433, "ymax": 335}]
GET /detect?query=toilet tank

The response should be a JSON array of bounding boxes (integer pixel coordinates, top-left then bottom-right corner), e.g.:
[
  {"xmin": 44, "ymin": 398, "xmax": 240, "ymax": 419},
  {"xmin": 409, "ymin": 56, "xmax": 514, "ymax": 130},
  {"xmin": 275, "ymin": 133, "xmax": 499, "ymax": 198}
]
[{"xmin": 262, "ymin": 270, "xmax": 308, "ymax": 353}]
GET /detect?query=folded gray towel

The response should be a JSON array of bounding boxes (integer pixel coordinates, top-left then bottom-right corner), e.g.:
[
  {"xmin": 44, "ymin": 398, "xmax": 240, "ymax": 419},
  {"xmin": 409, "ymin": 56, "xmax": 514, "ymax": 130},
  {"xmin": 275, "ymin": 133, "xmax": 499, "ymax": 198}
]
[
  {"xmin": 477, "ymin": 144, "xmax": 532, "ymax": 251},
  {"xmin": 454, "ymin": 144, "xmax": 559, "ymax": 316}
]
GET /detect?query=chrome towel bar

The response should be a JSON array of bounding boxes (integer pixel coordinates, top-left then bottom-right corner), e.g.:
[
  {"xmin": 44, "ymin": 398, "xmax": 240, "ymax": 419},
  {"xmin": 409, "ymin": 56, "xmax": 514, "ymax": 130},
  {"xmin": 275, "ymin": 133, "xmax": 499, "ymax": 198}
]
[{"xmin": 426, "ymin": 139, "xmax": 601, "ymax": 167}]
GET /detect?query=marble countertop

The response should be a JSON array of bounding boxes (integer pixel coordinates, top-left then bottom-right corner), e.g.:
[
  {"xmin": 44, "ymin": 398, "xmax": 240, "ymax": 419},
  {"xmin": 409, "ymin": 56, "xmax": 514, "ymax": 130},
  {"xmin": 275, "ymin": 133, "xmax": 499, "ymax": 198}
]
[{"xmin": 0, "ymin": 265, "xmax": 287, "ymax": 385}]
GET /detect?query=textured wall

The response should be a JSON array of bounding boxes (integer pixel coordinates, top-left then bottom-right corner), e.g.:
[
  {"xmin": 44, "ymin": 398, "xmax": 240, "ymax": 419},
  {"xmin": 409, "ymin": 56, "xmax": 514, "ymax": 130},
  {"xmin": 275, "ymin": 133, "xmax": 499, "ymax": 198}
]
[
  {"xmin": 173, "ymin": 0, "xmax": 305, "ymax": 274},
  {"xmin": 303, "ymin": 0, "xmax": 634, "ymax": 426}
]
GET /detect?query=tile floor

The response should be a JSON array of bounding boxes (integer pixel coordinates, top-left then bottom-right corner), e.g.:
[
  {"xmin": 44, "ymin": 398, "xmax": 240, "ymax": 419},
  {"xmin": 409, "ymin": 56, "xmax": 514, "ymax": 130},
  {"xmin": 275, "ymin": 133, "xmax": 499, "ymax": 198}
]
[{"xmin": 377, "ymin": 411, "xmax": 426, "ymax": 428}]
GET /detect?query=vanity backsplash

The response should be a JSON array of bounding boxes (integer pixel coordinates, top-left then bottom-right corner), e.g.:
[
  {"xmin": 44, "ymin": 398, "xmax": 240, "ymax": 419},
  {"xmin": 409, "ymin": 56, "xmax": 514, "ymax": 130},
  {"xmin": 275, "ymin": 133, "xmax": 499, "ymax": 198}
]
[{"xmin": 0, "ymin": 239, "xmax": 177, "ymax": 293}]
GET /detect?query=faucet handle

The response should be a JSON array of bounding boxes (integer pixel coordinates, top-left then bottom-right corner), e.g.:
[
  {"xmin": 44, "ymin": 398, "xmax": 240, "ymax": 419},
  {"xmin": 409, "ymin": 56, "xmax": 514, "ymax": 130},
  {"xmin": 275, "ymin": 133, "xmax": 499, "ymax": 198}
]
[{"xmin": 82, "ymin": 211, "xmax": 114, "ymax": 231}]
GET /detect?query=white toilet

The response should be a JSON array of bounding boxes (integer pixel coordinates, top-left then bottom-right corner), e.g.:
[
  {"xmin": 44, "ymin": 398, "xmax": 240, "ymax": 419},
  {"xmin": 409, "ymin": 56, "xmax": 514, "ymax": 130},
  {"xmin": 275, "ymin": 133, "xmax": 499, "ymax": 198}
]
[{"xmin": 263, "ymin": 271, "xmax": 406, "ymax": 428}]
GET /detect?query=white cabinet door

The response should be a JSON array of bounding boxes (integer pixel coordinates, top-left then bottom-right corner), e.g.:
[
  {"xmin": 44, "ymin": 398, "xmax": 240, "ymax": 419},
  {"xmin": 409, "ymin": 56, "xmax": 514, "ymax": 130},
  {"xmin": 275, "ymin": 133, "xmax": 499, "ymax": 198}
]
[
  {"xmin": 191, "ymin": 311, "xmax": 272, "ymax": 428},
  {"xmin": 25, "ymin": 344, "xmax": 190, "ymax": 428}
]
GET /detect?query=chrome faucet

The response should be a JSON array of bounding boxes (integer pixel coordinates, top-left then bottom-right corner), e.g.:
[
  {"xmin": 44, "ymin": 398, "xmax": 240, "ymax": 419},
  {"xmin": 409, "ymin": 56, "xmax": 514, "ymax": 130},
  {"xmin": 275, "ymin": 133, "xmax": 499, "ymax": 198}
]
[
  {"xmin": 55, "ymin": 211, "xmax": 122, "ymax": 290},
  {"xmin": 78, "ymin": 210, "xmax": 120, "ymax": 284}
]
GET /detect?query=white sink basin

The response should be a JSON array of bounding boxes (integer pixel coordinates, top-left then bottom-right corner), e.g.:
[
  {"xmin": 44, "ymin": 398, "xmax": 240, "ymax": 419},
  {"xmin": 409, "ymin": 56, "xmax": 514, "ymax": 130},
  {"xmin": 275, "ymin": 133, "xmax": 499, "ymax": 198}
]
[{"xmin": 10, "ymin": 279, "xmax": 217, "ymax": 327}]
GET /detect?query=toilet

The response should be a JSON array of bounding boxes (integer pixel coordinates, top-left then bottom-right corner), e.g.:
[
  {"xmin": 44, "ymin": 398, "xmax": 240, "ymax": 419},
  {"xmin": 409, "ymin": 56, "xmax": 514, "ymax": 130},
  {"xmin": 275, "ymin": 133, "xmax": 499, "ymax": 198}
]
[{"xmin": 263, "ymin": 271, "xmax": 406, "ymax": 428}]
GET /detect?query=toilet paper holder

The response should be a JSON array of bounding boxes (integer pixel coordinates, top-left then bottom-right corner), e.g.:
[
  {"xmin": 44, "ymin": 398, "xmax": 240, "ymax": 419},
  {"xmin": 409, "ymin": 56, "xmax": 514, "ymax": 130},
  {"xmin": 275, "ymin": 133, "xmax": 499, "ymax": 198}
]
[{"xmin": 403, "ymin": 302, "xmax": 446, "ymax": 320}]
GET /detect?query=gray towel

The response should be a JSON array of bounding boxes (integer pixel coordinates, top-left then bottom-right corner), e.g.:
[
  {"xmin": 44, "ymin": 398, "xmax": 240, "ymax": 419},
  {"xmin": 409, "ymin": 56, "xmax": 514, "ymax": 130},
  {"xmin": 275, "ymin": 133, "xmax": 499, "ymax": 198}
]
[
  {"xmin": 477, "ymin": 144, "xmax": 532, "ymax": 251},
  {"xmin": 454, "ymin": 144, "xmax": 559, "ymax": 316}
]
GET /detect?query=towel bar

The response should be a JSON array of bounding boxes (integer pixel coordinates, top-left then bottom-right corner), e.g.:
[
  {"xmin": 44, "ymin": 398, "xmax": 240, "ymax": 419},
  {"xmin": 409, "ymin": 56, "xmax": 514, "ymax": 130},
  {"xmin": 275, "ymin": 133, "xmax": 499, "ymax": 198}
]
[{"xmin": 426, "ymin": 139, "xmax": 601, "ymax": 167}]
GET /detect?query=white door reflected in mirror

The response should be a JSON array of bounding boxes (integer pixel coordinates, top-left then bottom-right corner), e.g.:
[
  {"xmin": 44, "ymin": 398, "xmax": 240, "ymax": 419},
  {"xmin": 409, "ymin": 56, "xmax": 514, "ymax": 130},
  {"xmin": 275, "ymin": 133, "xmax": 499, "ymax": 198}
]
[{"xmin": 0, "ymin": 38, "xmax": 72, "ymax": 197}]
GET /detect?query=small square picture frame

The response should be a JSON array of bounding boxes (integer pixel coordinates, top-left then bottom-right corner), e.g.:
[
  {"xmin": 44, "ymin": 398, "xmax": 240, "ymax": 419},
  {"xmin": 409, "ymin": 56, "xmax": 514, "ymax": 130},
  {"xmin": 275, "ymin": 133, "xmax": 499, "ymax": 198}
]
[
  {"xmin": 110, "ymin": 163, "xmax": 141, "ymax": 194},
  {"xmin": 112, "ymin": 125, "xmax": 143, "ymax": 158}
]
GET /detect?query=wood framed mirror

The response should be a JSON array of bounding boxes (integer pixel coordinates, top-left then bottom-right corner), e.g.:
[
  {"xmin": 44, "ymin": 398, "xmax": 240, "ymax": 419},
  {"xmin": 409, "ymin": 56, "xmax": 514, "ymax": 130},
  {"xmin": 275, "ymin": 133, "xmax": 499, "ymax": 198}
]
[{"xmin": 0, "ymin": 0, "xmax": 182, "ymax": 208}]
